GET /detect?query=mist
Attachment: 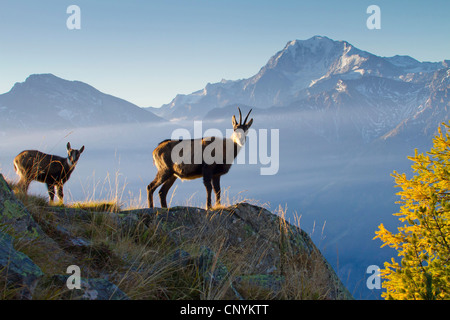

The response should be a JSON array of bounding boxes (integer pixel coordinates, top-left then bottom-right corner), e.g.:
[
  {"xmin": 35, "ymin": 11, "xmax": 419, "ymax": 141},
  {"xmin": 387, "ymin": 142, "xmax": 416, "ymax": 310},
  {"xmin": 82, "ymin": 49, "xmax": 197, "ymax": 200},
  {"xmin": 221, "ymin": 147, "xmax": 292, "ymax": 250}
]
[{"xmin": 0, "ymin": 112, "xmax": 426, "ymax": 299}]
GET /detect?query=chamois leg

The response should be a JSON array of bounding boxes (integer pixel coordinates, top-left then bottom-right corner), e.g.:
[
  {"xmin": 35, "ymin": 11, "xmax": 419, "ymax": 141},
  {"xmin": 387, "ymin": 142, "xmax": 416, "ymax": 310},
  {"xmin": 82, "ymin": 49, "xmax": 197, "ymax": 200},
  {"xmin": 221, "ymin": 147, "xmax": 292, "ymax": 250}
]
[
  {"xmin": 212, "ymin": 176, "xmax": 221, "ymax": 206},
  {"xmin": 46, "ymin": 183, "xmax": 56, "ymax": 202},
  {"xmin": 147, "ymin": 171, "xmax": 172, "ymax": 208},
  {"xmin": 158, "ymin": 175, "xmax": 176, "ymax": 208},
  {"xmin": 56, "ymin": 184, "xmax": 64, "ymax": 203},
  {"xmin": 17, "ymin": 177, "xmax": 30, "ymax": 194},
  {"xmin": 15, "ymin": 166, "xmax": 31, "ymax": 193},
  {"xmin": 202, "ymin": 169, "xmax": 213, "ymax": 210}
]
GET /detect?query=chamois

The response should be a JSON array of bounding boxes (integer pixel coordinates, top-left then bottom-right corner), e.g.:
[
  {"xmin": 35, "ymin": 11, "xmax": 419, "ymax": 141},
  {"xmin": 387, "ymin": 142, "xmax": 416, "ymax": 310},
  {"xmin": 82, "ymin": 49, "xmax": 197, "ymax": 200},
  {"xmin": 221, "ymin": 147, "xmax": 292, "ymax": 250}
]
[
  {"xmin": 14, "ymin": 142, "xmax": 85, "ymax": 203},
  {"xmin": 147, "ymin": 108, "xmax": 253, "ymax": 209}
]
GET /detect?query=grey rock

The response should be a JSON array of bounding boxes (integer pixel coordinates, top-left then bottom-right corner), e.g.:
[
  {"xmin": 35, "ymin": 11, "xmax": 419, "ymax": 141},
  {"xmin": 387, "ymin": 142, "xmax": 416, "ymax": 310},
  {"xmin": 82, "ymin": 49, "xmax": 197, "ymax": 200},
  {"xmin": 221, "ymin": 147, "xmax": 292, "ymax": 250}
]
[
  {"xmin": 0, "ymin": 230, "xmax": 44, "ymax": 299},
  {"xmin": 0, "ymin": 174, "xmax": 45, "ymax": 240},
  {"xmin": 51, "ymin": 275, "xmax": 130, "ymax": 300}
]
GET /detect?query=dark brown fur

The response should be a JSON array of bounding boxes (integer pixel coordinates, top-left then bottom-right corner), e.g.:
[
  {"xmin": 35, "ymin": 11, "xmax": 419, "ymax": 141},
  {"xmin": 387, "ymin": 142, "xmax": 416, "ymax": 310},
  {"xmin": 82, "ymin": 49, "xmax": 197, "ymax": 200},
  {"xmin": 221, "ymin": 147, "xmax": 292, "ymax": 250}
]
[
  {"xmin": 14, "ymin": 142, "xmax": 84, "ymax": 202},
  {"xmin": 147, "ymin": 108, "xmax": 253, "ymax": 209}
]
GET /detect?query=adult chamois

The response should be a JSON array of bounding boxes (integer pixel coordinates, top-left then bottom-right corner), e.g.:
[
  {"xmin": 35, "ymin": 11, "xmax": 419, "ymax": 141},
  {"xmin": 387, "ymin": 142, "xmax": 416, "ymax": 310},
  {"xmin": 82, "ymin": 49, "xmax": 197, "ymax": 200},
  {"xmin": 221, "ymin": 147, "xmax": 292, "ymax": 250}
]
[
  {"xmin": 147, "ymin": 108, "xmax": 253, "ymax": 209},
  {"xmin": 14, "ymin": 142, "xmax": 85, "ymax": 203}
]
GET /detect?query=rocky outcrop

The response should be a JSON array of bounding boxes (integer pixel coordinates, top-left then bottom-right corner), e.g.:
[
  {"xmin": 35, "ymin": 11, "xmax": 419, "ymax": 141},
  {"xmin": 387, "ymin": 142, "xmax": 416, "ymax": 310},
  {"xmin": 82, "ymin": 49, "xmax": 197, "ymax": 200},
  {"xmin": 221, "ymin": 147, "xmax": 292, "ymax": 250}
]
[
  {"xmin": 0, "ymin": 174, "xmax": 45, "ymax": 240},
  {"xmin": 49, "ymin": 275, "xmax": 130, "ymax": 300},
  {"xmin": 0, "ymin": 230, "xmax": 43, "ymax": 299},
  {"xmin": 0, "ymin": 174, "xmax": 129, "ymax": 300},
  {"xmin": 108, "ymin": 204, "xmax": 352, "ymax": 300},
  {"xmin": 0, "ymin": 173, "xmax": 352, "ymax": 300}
]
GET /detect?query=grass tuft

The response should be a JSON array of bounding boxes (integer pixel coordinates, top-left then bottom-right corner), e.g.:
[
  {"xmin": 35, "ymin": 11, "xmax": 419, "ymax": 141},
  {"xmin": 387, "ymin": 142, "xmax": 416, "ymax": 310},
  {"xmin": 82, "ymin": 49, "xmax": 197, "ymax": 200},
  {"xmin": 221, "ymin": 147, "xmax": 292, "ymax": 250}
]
[
  {"xmin": 1, "ymin": 175, "xmax": 344, "ymax": 300},
  {"xmin": 69, "ymin": 201, "xmax": 122, "ymax": 213}
]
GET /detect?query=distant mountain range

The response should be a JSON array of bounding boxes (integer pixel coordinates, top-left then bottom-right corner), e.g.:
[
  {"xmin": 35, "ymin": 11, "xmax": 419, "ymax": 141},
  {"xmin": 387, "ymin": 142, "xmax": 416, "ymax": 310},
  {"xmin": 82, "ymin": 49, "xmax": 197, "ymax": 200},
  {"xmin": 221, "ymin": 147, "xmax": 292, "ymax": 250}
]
[
  {"xmin": 1, "ymin": 36, "xmax": 448, "ymax": 143},
  {"xmin": 153, "ymin": 35, "xmax": 449, "ymax": 143},
  {"xmin": 0, "ymin": 74, "xmax": 163, "ymax": 131}
]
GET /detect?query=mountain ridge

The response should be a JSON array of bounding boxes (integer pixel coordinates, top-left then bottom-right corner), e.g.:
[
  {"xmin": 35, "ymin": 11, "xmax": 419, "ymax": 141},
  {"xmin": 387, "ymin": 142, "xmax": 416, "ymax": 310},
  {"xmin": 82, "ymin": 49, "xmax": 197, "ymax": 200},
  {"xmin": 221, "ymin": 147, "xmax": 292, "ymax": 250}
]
[
  {"xmin": 0, "ymin": 73, "xmax": 164, "ymax": 131},
  {"xmin": 1, "ymin": 36, "xmax": 448, "ymax": 143},
  {"xmin": 153, "ymin": 36, "xmax": 449, "ymax": 143}
]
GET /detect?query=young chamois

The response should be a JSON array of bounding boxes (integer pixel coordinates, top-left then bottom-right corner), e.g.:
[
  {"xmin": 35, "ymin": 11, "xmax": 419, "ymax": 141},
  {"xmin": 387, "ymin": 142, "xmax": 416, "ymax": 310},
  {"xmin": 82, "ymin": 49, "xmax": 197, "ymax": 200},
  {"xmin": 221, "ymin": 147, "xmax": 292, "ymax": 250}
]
[
  {"xmin": 147, "ymin": 108, "xmax": 253, "ymax": 209},
  {"xmin": 14, "ymin": 142, "xmax": 85, "ymax": 203}
]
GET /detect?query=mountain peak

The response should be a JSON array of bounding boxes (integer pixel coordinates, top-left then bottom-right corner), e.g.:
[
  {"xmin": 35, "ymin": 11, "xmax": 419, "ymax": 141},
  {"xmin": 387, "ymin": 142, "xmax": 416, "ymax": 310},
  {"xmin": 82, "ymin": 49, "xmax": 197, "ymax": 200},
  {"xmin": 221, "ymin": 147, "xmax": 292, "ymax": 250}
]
[
  {"xmin": 22, "ymin": 73, "xmax": 69, "ymax": 86},
  {"xmin": 268, "ymin": 36, "xmax": 353, "ymax": 71},
  {"xmin": 0, "ymin": 74, "xmax": 163, "ymax": 130},
  {"xmin": 281, "ymin": 35, "xmax": 339, "ymax": 53},
  {"xmin": 9, "ymin": 73, "xmax": 100, "ymax": 98},
  {"xmin": 26, "ymin": 73, "xmax": 59, "ymax": 80},
  {"xmin": 287, "ymin": 35, "xmax": 334, "ymax": 45}
]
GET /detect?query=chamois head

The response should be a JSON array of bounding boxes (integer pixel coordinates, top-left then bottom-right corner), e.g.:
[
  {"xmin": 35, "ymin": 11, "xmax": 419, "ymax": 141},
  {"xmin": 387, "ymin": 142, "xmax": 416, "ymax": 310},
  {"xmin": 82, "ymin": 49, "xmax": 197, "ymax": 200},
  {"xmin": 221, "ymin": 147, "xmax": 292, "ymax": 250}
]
[
  {"xmin": 231, "ymin": 107, "xmax": 253, "ymax": 147},
  {"xmin": 67, "ymin": 142, "xmax": 85, "ymax": 166}
]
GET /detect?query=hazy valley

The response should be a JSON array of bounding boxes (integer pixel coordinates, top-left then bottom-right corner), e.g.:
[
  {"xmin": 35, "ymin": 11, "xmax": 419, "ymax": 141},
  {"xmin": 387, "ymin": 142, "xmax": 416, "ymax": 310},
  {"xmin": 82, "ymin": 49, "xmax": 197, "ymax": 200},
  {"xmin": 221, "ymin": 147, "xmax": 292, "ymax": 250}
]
[{"xmin": 1, "ymin": 36, "xmax": 449, "ymax": 299}]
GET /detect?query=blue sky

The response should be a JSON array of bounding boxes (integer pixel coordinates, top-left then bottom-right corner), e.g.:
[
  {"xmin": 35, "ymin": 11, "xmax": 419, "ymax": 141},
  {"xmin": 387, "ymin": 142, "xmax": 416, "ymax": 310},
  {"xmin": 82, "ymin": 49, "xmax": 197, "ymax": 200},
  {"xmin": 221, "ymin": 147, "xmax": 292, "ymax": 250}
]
[{"xmin": 1, "ymin": 0, "xmax": 449, "ymax": 107}]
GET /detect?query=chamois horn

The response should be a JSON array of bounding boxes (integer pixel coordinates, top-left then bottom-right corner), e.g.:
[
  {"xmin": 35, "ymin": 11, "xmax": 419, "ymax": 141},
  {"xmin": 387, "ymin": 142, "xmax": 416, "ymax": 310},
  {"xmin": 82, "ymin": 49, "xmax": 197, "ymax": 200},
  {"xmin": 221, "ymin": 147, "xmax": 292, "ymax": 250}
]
[{"xmin": 243, "ymin": 108, "xmax": 253, "ymax": 125}]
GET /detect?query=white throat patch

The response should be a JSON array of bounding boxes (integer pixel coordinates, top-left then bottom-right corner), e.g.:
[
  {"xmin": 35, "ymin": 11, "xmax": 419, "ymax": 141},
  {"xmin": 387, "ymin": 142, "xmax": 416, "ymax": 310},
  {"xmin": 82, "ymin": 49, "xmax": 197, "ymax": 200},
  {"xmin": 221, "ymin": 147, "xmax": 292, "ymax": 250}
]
[{"xmin": 231, "ymin": 130, "xmax": 246, "ymax": 147}]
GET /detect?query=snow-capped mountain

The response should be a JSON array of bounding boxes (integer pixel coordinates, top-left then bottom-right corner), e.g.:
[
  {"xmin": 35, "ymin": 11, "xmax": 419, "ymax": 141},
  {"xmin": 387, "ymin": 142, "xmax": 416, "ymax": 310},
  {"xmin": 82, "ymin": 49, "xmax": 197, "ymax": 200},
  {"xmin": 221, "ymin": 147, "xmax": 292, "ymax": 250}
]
[
  {"xmin": 383, "ymin": 67, "xmax": 450, "ymax": 140},
  {"xmin": 0, "ymin": 74, "xmax": 163, "ymax": 131},
  {"xmin": 155, "ymin": 36, "xmax": 449, "ymax": 142}
]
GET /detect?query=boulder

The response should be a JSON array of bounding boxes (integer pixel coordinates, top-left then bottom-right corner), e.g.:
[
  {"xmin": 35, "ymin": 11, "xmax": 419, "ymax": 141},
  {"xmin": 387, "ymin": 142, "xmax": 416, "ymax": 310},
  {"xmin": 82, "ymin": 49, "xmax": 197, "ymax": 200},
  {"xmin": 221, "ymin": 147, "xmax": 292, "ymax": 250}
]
[
  {"xmin": 115, "ymin": 203, "xmax": 353, "ymax": 299},
  {"xmin": 0, "ymin": 230, "xmax": 44, "ymax": 299},
  {"xmin": 50, "ymin": 275, "xmax": 130, "ymax": 300},
  {"xmin": 1, "ymin": 172, "xmax": 353, "ymax": 300},
  {"xmin": 0, "ymin": 174, "xmax": 45, "ymax": 240}
]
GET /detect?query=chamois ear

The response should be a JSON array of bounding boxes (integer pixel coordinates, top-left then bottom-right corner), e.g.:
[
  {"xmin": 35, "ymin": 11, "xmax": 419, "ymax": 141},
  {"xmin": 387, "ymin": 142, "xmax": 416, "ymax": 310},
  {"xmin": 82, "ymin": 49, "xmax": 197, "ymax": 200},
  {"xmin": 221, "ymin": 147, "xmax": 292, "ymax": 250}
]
[
  {"xmin": 232, "ymin": 115, "xmax": 238, "ymax": 128},
  {"xmin": 67, "ymin": 142, "xmax": 71, "ymax": 151},
  {"xmin": 80, "ymin": 146, "xmax": 85, "ymax": 154}
]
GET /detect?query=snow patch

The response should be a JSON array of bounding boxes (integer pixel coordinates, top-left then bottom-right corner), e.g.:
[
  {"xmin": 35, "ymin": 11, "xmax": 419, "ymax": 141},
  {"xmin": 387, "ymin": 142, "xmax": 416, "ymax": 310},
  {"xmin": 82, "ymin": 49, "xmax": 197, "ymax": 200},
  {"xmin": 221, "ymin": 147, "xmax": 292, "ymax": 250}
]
[{"xmin": 335, "ymin": 80, "xmax": 347, "ymax": 92}]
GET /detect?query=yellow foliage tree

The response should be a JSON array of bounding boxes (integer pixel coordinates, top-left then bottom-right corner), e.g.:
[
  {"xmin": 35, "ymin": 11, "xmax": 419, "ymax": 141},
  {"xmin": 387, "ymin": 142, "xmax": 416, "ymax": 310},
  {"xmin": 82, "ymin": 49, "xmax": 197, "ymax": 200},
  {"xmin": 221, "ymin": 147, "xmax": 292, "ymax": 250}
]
[{"xmin": 375, "ymin": 122, "xmax": 450, "ymax": 300}]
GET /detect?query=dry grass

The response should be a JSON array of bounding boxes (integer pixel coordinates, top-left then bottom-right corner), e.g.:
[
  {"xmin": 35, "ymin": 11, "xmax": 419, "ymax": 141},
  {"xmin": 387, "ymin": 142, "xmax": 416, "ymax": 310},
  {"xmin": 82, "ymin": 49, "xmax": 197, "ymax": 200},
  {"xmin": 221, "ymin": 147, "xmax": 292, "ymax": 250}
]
[{"xmin": 1, "ymin": 176, "xmax": 340, "ymax": 300}]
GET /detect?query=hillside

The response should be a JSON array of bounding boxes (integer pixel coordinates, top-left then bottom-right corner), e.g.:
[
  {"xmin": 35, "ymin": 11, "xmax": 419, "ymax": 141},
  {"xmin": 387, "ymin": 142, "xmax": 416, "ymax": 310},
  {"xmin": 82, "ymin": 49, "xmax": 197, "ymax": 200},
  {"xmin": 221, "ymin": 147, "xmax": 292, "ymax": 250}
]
[
  {"xmin": 0, "ymin": 174, "xmax": 352, "ymax": 300},
  {"xmin": 0, "ymin": 74, "xmax": 163, "ymax": 131}
]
